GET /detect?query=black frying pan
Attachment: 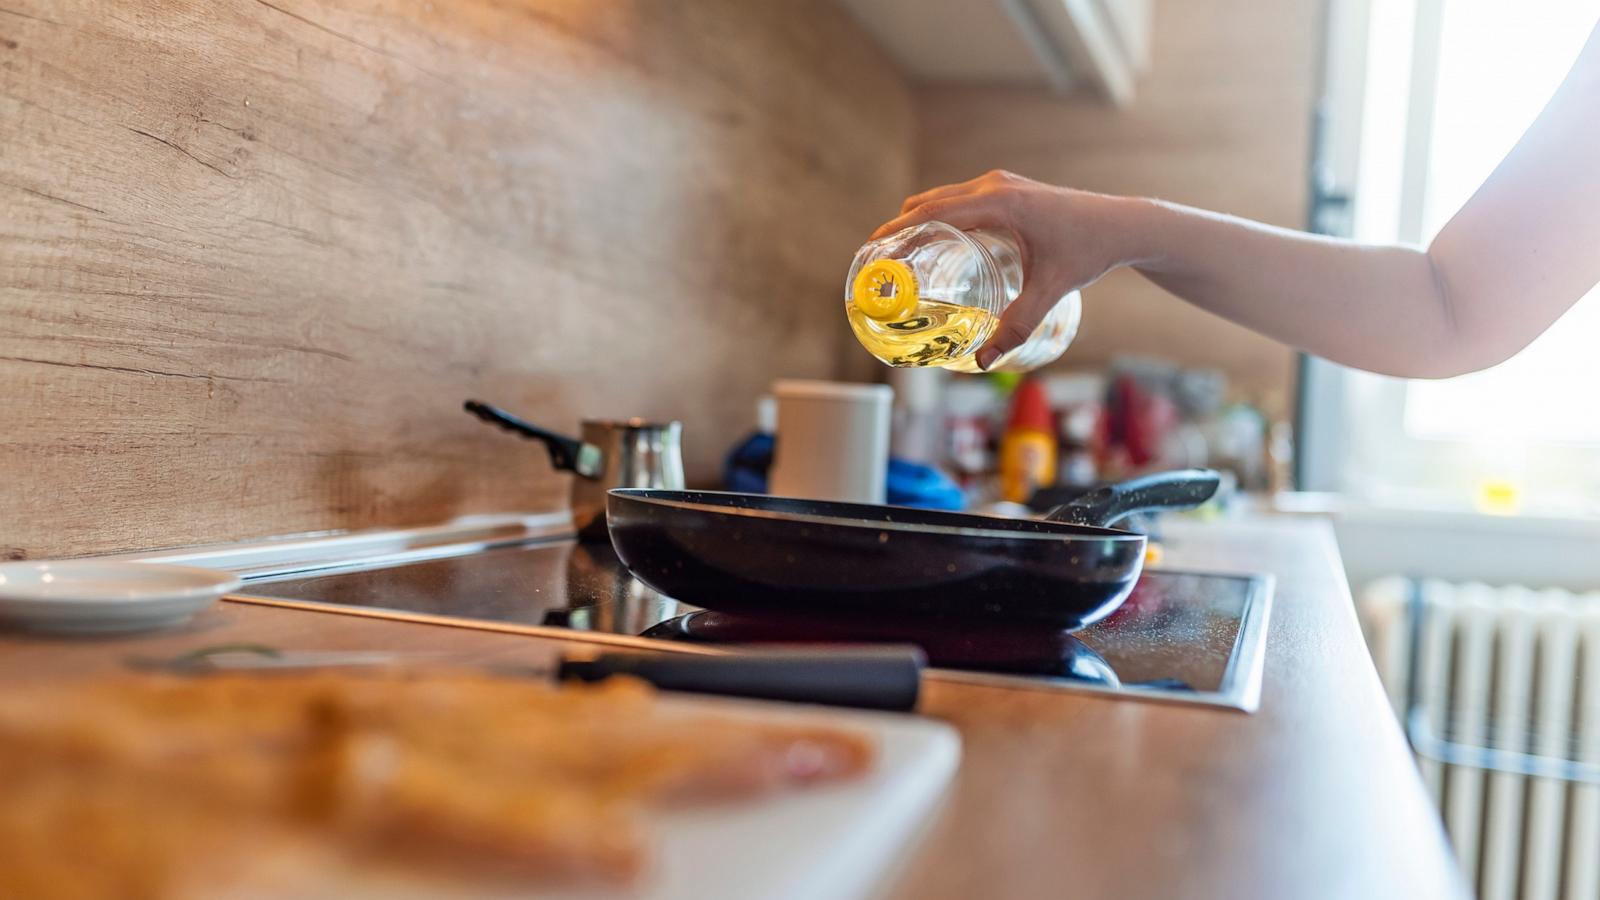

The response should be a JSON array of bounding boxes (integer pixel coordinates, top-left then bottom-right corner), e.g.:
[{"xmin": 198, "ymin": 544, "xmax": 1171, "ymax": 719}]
[{"xmin": 607, "ymin": 469, "xmax": 1221, "ymax": 630}]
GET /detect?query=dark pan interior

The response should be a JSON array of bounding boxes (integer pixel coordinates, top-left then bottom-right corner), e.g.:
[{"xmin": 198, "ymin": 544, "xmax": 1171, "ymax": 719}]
[
  {"xmin": 606, "ymin": 489, "xmax": 1148, "ymax": 630},
  {"xmin": 607, "ymin": 489, "xmax": 1142, "ymax": 540}
]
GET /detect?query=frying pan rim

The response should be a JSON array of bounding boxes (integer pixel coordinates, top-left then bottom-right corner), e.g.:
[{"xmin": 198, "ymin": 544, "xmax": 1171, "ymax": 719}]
[{"xmin": 606, "ymin": 488, "xmax": 1144, "ymax": 543}]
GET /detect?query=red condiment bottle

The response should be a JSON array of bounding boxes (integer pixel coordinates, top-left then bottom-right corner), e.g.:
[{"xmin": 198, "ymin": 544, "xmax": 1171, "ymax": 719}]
[{"xmin": 998, "ymin": 378, "xmax": 1057, "ymax": 504}]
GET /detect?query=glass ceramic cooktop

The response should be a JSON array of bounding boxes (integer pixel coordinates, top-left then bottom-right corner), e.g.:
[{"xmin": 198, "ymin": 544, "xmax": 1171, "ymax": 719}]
[{"xmin": 236, "ymin": 539, "xmax": 1271, "ymax": 711}]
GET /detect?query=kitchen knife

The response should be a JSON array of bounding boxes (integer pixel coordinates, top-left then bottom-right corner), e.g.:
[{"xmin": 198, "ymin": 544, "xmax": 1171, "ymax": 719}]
[{"xmin": 129, "ymin": 644, "xmax": 926, "ymax": 712}]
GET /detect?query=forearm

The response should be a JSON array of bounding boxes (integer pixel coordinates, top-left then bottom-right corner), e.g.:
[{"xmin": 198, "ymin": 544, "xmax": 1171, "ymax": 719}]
[
  {"xmin": 1112, "ymin": 198, "xmax": 1469, "ymax": 378},
  {"xmin": 1110, "ymin": 21, "xmax": 1600, "ymax": 379},
  {"xmin": 873, "ymin": 22, "xmax": 1598, "ymax": 376}
]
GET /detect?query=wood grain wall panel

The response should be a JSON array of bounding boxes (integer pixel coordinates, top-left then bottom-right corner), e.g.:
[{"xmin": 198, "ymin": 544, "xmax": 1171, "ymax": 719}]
[
  {"xmin": 0, "ymin": 0, "xmax": 912, "ymax": 558},
  {"xmin": 916, "ymin": 0, "xmax": 1321, "ymax": 418}
]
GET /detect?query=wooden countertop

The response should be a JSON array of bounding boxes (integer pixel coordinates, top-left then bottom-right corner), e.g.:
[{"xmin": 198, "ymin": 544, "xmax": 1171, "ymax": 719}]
[
  {"xmin": 0, "ymin": 517, "xmax": 1464, "ymax": 900},
  {"xmin": 892, "ymin": 517, "xmax": 1466, "ymax": 900}
]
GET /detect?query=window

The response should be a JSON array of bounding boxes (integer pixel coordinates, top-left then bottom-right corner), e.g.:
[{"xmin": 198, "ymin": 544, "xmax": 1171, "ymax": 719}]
[{"xmin": 1323, "ymin": 0, "xmax": 1600, "ymax": 516}]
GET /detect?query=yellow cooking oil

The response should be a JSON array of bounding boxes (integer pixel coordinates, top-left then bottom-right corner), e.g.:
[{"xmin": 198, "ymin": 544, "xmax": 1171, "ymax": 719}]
[
  {"xmin": 846, "ymin": 256, "xmax": 998, "ymax": 369},
  {"xmin": 848, "ymin": 224, "xmax": 1082, "ymax": 373},
  {"xmin": 846, "ymin": 299, "xmax": 996, "ymax": 368}
]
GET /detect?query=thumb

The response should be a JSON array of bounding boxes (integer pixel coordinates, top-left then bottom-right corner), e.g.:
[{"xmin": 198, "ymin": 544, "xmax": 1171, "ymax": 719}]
[{"xmin": 975, "ymin": 284, "xmax": 1058, "ymax": 371}]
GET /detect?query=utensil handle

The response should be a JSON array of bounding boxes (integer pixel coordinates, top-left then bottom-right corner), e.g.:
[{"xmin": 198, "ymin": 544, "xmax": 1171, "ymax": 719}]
[
  {"xmin": 557, "ymin": 647, "xmax": 925, "ymax": 711},
  {"xmin": 1045, "ymin": 469, "xmax": 1222, "ymax": 527},
  {"xmin": 464, "ymin": 400, "xmax": 597, "ymax": 478}
]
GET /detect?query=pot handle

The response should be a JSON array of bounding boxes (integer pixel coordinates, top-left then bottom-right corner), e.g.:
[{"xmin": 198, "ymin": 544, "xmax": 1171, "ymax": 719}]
[
  {"xmin": 464, "ymin": 400, "xmax": 604, "ymax": 479},
  {"xmin": 1043, "ymin": 469, "xmax": 1222, "ymax": 527}
]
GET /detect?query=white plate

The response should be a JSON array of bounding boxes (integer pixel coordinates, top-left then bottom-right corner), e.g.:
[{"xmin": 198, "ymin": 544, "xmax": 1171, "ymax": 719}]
[{"xmin": 0, "ymin": 561, "xmax": 240, "ymax": 634}]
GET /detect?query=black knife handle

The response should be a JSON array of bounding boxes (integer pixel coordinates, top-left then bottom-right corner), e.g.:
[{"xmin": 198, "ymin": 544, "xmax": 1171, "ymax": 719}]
[{"xmin": 557, "ymin": 647, "xmax": 924, "ymax": 712}]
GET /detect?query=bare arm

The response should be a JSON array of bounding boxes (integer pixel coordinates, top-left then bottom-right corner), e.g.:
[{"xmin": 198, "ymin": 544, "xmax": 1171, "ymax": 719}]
[{"xmin": 871, "ymin": 24, "xmax": 1600, "ymax": 377}]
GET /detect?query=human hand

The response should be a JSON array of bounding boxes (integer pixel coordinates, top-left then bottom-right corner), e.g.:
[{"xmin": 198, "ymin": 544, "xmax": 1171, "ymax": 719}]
[{"xmin": 870, "ymin": 171, "xmax": 1145, "ymax": 369}]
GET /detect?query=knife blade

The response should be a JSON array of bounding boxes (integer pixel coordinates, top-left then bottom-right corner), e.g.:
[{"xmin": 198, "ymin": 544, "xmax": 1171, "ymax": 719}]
[{"xmin": 127, "ymin": 643, "xmax": 925, "ymax": 712}]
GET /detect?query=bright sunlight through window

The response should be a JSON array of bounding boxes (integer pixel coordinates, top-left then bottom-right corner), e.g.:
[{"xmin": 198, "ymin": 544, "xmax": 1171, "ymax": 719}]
[{"xmin": 1403, "ymin": 0, "xmax": 1600, "ymax": 445}]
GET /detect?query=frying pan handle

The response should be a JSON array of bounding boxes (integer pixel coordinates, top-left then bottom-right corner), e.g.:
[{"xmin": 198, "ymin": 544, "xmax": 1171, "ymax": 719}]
[
  {"xmin": 465, "ymin": 400, "xmax": 602, "ymax": 479},
  {"xmin": 1044, "ymin": 469, "xmax": 1222, "ymax": 527}
]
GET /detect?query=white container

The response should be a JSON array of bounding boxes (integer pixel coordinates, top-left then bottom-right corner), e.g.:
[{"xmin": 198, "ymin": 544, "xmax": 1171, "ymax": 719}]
[
  {"xmin": 769, "ymin": 380, "xmax": 893, "ymax": 504},
  {"xmin": 888, "ymin": 367, "xmax": 946, "ymax": 465}
]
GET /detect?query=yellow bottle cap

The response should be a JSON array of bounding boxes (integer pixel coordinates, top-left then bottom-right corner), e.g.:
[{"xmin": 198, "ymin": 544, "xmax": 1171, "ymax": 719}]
[{"xmin": 851, "ymin": 258, "xmax": 919, "ymax": 321}]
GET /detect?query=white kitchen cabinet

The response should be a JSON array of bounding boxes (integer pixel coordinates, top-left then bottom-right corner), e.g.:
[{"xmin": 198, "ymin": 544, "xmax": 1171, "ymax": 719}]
[{"xmin": 835, "ymin": 0, "xmax": 1151, "ymax": 105}]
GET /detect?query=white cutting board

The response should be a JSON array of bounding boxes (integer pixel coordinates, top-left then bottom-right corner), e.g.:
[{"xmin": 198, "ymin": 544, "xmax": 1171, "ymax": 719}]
[
  {"xmin": 620, "ymin": 702, "xmax": 962, "ymax": 900},
  {"xmin": 308, "ymin": 701, "xmax": 960, "ymax": 900}
]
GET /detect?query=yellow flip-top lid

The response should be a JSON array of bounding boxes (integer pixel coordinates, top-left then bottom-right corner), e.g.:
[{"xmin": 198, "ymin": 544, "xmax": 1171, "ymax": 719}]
[{"xmin": 851, "ymin": 258, "xmax": 918, "ymax": 321}]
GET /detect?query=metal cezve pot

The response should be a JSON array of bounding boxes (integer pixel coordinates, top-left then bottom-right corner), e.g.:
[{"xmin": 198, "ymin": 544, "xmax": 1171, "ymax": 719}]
[{"xmin": 465, "ymin": 400, "xmax": 684, "ymax": 538}]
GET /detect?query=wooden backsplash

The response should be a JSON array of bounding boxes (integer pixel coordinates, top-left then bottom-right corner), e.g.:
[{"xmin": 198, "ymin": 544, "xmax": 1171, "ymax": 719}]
[{"xmin": 0, "ymin": 1, "xmax": 912, "ymax": 558}]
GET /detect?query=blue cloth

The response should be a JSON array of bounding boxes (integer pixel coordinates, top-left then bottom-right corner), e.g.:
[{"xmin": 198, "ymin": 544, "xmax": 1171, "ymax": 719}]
[
  {"xmin": 886, "ymin": 458, "xmax": 966, "ymax": 510},
  {"xmin": 723, "ymin": 432, "xmax": 965, "ymax": 511},
  {"xmin": 723, "ymin": 432, "xmax": 774, "ymax": 494}
]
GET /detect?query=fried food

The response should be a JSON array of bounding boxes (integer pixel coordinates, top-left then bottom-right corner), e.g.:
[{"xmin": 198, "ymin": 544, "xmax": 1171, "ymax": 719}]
[{"xmin": 0, "ymin": 671, "xmax": 875, "ymax": 899}]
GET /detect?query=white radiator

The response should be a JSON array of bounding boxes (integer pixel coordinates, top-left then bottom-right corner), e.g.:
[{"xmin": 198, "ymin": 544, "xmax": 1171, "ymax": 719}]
[{"xmin": 1360, "ymin": 578, "xmax": 1600, "ymax": 900}]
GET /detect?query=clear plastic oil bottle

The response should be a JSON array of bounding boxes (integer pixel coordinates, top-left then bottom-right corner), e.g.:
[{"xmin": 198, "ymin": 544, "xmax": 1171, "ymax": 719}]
[{"xmin": 845, "ymin": 221, "xmax": 1081, "ymax": 373}]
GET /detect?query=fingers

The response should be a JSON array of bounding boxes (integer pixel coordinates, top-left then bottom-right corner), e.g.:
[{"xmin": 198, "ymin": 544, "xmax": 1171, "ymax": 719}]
[
  {"xmin": 900, "ymin": 169, "xmax": 1021, "ymax": 213},
  {"xmin": 869, "ymin": 191, "xmax": 1011, "ymax": 241},
  {"xmin": 974, "ymin": 284, "xmax": 1058, "ymax": 371},
  {"xmin": 874, "ymin": 170, "xmax": 1026, "ymax": 240},
  {"xmin": 899, "ymin": 176, "xmax": 986, "ymax": 214}
]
